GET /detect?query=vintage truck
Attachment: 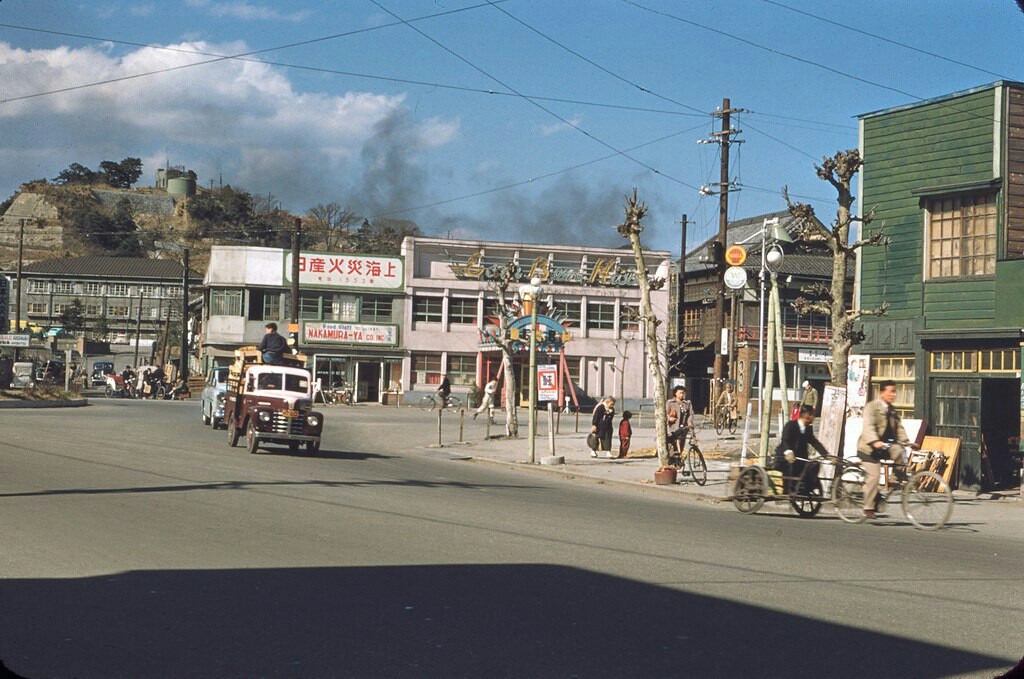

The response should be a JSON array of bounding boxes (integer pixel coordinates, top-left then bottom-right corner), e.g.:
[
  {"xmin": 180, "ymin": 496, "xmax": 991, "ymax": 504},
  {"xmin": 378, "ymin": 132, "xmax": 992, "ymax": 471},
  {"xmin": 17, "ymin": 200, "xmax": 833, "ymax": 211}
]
[{"xmin": 223, "ymin": 349, "xmax": 325, "ymax": 454}]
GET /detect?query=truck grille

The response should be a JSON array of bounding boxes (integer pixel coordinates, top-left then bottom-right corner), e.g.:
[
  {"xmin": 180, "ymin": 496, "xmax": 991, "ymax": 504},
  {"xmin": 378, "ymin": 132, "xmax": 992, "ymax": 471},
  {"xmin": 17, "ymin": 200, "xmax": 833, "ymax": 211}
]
[{"xmin": 271, "ymin": 412, "xmax": 306, "ymax": 436}]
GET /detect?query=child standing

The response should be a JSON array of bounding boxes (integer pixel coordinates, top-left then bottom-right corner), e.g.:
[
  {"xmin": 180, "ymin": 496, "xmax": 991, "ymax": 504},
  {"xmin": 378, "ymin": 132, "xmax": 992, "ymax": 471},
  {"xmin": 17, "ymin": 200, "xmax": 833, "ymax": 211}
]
[{"xmin": 618, "ymin": 410, "xmax": 633, "ymax": 459}]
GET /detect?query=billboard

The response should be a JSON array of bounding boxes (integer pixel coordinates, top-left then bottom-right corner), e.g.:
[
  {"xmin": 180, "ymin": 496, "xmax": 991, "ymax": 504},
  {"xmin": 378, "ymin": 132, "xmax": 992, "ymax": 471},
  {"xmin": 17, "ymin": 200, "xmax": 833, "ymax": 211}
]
[
  {"xmin": 302, "ymin": 322, "xmax": 399, "ymax": 347},
  {"xmin": 284, "ymin": 252, "xmax": 404, "ymax": 291}
]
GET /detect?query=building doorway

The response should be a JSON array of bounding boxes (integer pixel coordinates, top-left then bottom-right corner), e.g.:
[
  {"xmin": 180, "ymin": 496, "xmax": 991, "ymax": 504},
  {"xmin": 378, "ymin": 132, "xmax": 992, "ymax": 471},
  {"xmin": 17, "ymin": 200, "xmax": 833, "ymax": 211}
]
[
  {"xmin": 980, "ymin": 378, "xmax": 1021, "ymax": 489},
  {"xmin": 356, "ymin": 361, "xmax": 381, "ymax": 402}
]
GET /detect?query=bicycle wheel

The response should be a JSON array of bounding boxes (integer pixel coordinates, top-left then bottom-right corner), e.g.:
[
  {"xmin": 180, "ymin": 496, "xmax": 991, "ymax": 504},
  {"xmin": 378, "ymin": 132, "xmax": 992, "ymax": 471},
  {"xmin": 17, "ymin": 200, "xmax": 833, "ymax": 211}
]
[
  {"xmin": 418, "ymin": 395, "xmax": 436, "ymax": 412},
  {"xmin": 902, "ymin": 470, "xmax": 953, "ymax": 530},
  {"xmin": 732, "ymin": 466, "xmax": 767, "ymax": 514},
  {"xmin": 727, "ymin": 415, "xmax": 739, "ymax": 435},
  {"xmin": 714, "ymin": 409, "xmax": 725, "ymax": 435},
  {"xmin": 790, "ymin": 486, "xmax": 823, "ymax": 518},
  {"xmin": 832, "ymin": 466, "xmax": 867, "ymax": 524},
  {"xmin": 445, "ymin": 396, "xmax": 462, "ymax": 412},
  {"xmin": 688, "ymin": 446, "xmax": 708, "ymax": 486}
]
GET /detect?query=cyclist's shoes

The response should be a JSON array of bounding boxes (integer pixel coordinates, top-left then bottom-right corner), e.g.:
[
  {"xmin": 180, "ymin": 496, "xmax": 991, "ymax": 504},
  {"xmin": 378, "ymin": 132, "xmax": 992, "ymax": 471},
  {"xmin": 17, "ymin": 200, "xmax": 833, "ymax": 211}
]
[{"xmin": 863, "ymin": 509, "xmax": 877, "ymax": 520}]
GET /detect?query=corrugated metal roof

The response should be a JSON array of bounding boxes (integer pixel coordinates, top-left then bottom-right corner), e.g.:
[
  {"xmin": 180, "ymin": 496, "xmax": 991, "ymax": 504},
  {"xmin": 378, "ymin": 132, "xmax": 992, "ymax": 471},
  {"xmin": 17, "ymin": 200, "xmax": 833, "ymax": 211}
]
[{"xmin": 19, "ymin": 256, "xmax": 199, "ymax": 280}]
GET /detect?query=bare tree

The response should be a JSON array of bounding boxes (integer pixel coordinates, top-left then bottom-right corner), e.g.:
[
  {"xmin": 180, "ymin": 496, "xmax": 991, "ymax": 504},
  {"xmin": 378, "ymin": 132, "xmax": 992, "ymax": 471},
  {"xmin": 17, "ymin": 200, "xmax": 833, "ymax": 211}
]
[
  {"xmin": 307, "ymin": 202, "xmax": 357, "ymax": 251},
  {"xmin": 784, "ymin": 149, "xmax": 889, "ymax": 386},
  {"xmin": 611, "ymin": 307, "xmax": 640, "ymax": 407},
  {"xmin": 616, "ymin": 189, "xmax": 670, "ymax": 466},
  {"xmin": 485, "ymin": 261, "xmax": 521, "ymax": 438}
]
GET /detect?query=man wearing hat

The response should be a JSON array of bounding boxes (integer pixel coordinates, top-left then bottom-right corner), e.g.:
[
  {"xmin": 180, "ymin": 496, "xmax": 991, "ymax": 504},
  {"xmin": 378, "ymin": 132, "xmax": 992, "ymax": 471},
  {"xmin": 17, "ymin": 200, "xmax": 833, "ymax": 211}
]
[{"xmin": 800, "ymin": 380, "xmax": 819, "ymax": 415}]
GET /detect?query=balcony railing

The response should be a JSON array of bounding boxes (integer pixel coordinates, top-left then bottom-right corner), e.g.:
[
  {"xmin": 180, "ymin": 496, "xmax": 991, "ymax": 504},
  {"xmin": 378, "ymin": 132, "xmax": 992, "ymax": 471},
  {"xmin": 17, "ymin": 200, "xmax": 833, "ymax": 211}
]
[{"xmin": 737, "ymin": 325, "xmax": 833, "ymax": 344}]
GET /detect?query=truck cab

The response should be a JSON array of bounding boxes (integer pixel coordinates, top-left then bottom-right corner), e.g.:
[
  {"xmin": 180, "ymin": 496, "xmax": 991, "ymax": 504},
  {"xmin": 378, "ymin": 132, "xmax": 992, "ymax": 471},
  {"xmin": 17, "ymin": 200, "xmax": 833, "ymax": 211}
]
[{"xmin": 224, "ymin": 350, "xmax": 325, "ymax": 454}]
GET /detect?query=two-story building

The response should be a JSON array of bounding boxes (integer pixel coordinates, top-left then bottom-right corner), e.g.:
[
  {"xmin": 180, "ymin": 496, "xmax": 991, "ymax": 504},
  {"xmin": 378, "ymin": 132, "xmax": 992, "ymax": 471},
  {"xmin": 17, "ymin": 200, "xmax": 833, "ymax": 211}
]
[
  {"xmin": 856, "ymin": 80, "xmax": 1024, "ymax": 490},
  {"xmin": 679, "ymin": 211, "xmax": 846, "ymax": 415},
  {"xmin": 401, "ymin": 237, "xmax": 672, "ymax": 407},
  {"xmin": 202, "ymin": 246, "xmax": 406, "ymax": 403},
  {"xmin": 4, "ymin": 256, "xmax": 198, "ymax": 340}
]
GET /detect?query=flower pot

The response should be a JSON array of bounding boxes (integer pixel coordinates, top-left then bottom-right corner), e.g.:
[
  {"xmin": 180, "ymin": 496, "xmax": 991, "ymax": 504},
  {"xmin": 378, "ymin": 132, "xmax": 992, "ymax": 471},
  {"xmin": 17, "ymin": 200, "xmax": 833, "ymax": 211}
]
[{"xmin": 654, "ymin": 467, "xmax": 677, "ymax": 485}]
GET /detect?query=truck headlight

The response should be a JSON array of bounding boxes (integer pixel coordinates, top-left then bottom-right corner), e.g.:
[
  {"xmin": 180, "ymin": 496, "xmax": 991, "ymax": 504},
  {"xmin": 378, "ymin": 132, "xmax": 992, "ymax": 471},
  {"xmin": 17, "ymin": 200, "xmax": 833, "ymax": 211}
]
[
  {"xmin": 216, "ymin": 392, "xmax": 225, "ymax": 402},
  {"xmin": 307, "ymin": 414, "xmax": 320, "ymax": 428},
  {"xmin": 258, "ymin": 411, "xmax": 272, "ymax": 422}
]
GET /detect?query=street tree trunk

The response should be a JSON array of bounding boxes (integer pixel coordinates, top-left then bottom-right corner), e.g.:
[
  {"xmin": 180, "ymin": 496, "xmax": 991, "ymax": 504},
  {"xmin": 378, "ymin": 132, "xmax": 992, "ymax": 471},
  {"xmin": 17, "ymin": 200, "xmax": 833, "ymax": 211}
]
[{"xmin": 617, "ymin": 190, "xmax": 669, "ymax": 466}]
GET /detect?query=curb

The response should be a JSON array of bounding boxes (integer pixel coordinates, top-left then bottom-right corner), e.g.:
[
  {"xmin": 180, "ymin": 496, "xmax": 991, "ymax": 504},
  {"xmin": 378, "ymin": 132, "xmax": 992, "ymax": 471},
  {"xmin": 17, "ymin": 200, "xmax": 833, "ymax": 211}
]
[{"xmin": 0, "ymin": 398, "xmax": 90, "ymax": 409}]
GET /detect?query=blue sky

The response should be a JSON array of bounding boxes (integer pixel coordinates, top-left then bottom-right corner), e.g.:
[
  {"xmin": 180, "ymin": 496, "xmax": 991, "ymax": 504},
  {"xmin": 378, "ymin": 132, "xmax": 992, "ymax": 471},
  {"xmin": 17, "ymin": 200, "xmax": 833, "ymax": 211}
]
[{"xmin": 1, "ymin": 0, "xmax": 1022, "ymax": 254}]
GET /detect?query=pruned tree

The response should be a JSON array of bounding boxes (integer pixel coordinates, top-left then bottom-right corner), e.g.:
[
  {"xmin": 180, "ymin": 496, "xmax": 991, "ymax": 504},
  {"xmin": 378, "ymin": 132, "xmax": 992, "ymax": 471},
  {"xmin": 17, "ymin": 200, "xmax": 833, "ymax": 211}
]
[
  {"xmin": 485, "ymin": 261, "xmax": 521, "ymax": 438},
  {"xmin": 611, "ymin": 307, "xmax": 640, "ymax": 408},
  {"xmin": 616, "ymin": 189, "xmax": 670, "ymax": 467},
  {"xmin": 307, "ymin": 202, "xmax": 357, "ymax": 251},
  {"xmin": 784, "ymin": 149, "xmax": 889, "ymax": 386}
]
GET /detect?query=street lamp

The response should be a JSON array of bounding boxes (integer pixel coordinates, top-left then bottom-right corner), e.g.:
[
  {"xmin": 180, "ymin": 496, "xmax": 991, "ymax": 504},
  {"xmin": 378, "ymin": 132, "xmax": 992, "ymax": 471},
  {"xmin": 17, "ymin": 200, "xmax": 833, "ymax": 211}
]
[
  {"xmin": 522, "ymin": 277, "xmax": 543, "ymax": 464},
  {"xmin": 757, "ymin": 220, "xmax": 793, "ymax": 464}
]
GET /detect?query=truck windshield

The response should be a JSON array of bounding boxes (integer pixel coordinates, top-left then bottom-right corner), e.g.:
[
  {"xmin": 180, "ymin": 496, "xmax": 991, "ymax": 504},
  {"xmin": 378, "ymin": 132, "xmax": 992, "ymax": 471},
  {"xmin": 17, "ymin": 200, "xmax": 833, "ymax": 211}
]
[{"xmin": 285, "ymin": 375, "xmax": 309, "ymax": 394}]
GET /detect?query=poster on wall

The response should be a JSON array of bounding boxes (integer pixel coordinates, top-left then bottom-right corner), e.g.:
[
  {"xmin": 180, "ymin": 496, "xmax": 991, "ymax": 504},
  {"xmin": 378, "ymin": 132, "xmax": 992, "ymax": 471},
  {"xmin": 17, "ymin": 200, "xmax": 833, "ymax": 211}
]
[{"xmin": 846, "ymin": 354, "xmax": 871, "ymax": 410}]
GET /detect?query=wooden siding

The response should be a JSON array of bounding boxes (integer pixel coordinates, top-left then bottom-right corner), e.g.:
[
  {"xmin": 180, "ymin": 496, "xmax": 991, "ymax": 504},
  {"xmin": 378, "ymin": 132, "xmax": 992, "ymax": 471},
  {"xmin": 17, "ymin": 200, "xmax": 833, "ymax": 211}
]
[
  {"xmin": 860, "ymin": 89, "xmax": 997, "ymax": 321},
  {"xmin": 1007, "ymin": 88, "xmax": 1024, "ymax": 258}
]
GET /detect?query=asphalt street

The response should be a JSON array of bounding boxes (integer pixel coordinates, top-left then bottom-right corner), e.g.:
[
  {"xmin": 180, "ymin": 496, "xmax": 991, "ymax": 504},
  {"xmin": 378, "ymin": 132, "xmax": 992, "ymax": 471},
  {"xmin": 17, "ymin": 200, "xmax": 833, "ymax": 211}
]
[{"xmin": 1, "ymin": 400, "xmax": 1022, "ymax": 678}]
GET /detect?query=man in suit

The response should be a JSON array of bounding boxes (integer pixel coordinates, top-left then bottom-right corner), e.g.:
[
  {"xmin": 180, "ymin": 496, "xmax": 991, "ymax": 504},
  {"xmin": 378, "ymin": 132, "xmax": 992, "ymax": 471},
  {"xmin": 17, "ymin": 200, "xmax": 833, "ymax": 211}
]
[
  {"xmin": 774, "ymin": 404, "xmax": 829, "ymax": 493},
  {"xmin": 856, "ymin": 380, "xmax": 915, "ymax": 518}
]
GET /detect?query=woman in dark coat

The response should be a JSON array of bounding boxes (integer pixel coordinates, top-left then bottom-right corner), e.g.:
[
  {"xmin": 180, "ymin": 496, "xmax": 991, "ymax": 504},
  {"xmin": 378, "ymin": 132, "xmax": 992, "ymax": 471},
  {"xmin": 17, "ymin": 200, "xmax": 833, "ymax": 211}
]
[{"xmin": 591, "ymin": 397, "xmax": 616, "ymax": 458}]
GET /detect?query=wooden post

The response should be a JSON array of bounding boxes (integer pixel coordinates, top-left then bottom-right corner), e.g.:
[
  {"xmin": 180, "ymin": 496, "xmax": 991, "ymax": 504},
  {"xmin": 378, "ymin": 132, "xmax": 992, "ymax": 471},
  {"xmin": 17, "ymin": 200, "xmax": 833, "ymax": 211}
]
[
  {"xmin": 485, "ymin": 412, "xmax": 491, "ymax": 439},
  {"xmin": 548, "ymin": 402, "xmax": 555, "ymax": 455},
  {"xmin": 459, "ymin": 408, "xmax": 465, "ymax": 443},
  {"xmin": 575, "ymin": 409, "xmax": 580, "ymax": 433},
  {"xmin": 436, "ymin": 409, "xmax": 442, "ymax": 446}
]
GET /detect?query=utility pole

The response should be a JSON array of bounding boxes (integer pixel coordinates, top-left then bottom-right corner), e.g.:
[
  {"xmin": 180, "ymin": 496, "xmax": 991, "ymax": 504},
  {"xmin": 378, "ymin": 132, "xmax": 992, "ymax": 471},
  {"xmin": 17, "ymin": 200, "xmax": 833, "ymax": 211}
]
[
  {"xmin": 133, "ymin": 292, "xmax": 145, "ymax": 367},
  {"xmin": 677, "ymin": 213, "xmax": 689, "ymax": 348},
  {"xmin": 701, "ymin": 98, "xmax": 743, "ymax": 405},
  {"xmin": 14, "ymin": 219, "xmax": 24, "ymax": 360},
  {"xmin": 289, "ymin": 217, "xmax": 301, "ymax": 353},
  {"xmin": 180, "ymin": 248, "xmax": 189, "ymax": 382}
]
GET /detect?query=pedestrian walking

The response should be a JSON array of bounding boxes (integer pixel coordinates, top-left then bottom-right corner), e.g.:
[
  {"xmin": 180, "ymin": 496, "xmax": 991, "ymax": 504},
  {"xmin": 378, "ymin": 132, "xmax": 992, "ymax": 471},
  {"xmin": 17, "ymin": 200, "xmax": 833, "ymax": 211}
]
[
  {"xmin": 473, "ymin": 378, "xmax": 498, "ymax": 421},
  {"xmin": 618, "ymin": 410, "xmax": 633, "ymax": 459},
  {"xmin": 591, "ymin": 397, "xmax": 616, "ymax": 459}
]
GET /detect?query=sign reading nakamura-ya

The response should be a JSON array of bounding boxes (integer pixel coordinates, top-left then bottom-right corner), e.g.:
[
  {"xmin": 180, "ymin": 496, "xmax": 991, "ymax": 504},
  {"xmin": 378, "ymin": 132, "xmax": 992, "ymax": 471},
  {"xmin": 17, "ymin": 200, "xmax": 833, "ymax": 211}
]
[
  {"xmin": 284, "ymin": 252, "xmax": 404, "ymax": 290},
  {"xmin": 303, "ymin": 322, "xmax": 399, "ymax": 347}
]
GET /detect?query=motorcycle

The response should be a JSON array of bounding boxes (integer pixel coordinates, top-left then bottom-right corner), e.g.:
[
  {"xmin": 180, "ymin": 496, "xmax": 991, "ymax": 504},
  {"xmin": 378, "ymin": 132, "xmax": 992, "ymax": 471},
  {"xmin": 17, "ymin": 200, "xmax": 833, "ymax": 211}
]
[{"xmin": 104, "ymin": 374, "xmax": 136, "ymax": 399}]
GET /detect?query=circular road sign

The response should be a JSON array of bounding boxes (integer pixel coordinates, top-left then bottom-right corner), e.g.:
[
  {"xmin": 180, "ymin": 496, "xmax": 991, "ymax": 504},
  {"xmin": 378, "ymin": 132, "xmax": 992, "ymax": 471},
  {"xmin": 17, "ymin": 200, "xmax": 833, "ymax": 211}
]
[
  {"xmin": 725, "ymin": 245, "xmax": 747, "ymax": 266},
  {"xmin": 724, "ymin": 266, "xmax": 748, "ymax": 289}
]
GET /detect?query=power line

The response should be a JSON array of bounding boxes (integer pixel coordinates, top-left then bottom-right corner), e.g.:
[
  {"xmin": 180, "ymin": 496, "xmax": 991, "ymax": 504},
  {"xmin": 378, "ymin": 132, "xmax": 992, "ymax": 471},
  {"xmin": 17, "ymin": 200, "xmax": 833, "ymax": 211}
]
[
  {"xmin": 759, "ymin": 0, "xmax": 1013, "ymax": 80},
  {"xmin": 483, "ymin": 1, "xmax": 706, "ymax": 115},
  {"xmin": 0, "ymin": 21, "xmax": 708, "ymax": 117},
  {"xmin": 746, "ymin": 110, "xmax": 855, "ymax": 130},
  {"xmin": 366, "ymin": 0, "xmax": 701, "ymax": 191},
  {"xmin": 0, "ymin": 1, "xmax": 509, "ymax": 105},
  {"xmin": 743, "ymin": 121, "xmax": 819, "ymax": 161}
]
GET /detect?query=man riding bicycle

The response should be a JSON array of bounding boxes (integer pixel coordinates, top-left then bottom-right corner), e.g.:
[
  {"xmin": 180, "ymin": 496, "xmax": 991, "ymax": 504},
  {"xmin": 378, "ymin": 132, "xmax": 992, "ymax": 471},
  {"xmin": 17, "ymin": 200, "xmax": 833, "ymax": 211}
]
[
  {"xmin": 856, "ymin": 380, "xmax": 917, "ymax": 519},
  {"xmin": 435, "ymin": 373, "xmax": 452, "ymax": 407}
]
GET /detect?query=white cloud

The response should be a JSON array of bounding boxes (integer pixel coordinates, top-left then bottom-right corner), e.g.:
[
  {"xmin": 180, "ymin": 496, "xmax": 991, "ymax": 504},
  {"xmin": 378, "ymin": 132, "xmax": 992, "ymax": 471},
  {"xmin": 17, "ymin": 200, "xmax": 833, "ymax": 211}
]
[
  {"xmin": 538, "ymin": 115, "xmax": 583, "ymax": 137},
  {"xmin": 0, "ymin": 40, "xmax": 459, "ymax": 212},
  {"xmin": 184, "ymin": 0, "xmax": 311, "ymax": 23}
]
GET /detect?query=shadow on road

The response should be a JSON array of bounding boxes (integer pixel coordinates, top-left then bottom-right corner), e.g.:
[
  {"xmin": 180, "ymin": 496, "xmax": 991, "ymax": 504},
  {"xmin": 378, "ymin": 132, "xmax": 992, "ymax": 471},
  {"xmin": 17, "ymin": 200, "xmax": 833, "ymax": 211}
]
[{"xmin": 0, "ymin": 564, "xmax": 1013, "ymax": 679}]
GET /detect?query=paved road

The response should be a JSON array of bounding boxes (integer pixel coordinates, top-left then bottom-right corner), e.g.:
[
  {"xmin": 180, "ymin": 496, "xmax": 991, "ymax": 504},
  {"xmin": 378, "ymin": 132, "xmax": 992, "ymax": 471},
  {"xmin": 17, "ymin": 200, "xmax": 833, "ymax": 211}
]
[{"xmin": 1, "ymin": 401, "xmax": 1021, "ymax": 678}]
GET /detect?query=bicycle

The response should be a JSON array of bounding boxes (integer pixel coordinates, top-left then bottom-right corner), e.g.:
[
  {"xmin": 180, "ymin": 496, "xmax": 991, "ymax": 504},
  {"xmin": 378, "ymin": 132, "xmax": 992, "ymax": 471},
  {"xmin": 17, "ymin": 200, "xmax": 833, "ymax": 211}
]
[
  {"xmin": 668, "ymin": 429, "xmax": 708, "ymax": 486},
  {"xmin": 713, "ymin": 404, "xmax": 739, "ymax": 435},
  {"xmin": 831, "ymin": 449, "xmax": 953, "ymax": 530},
  {"xmin": 418, "ymin": 392, "xmax": 462, "ymax": 413}
]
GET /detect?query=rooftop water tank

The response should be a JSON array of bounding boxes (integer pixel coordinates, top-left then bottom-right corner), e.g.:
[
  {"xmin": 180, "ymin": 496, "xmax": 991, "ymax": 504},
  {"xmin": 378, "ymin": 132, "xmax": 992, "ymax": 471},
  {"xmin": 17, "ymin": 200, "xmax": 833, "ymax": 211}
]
[{"xmin": 167, "ymin": 176, "xmax": 196, "ymax": 197}]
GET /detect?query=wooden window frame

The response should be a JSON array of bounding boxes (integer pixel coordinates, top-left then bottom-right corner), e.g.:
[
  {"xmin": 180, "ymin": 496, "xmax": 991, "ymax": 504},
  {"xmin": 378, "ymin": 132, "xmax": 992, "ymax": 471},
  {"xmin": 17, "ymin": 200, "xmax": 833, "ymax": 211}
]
[
  {"xmin": 924, "ymin": 192, "xmax": 997, "ymax": 281},
  {"xmin": 870, "ymin": 356, "xmax": 916, "ymax": 418}
]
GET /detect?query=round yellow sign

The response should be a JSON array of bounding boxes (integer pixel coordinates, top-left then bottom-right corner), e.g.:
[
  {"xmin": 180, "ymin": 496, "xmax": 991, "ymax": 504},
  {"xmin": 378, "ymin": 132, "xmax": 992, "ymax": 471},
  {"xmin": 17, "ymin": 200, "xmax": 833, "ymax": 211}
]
[{"xmin": 725, "ymin": 245, "xmax": 747, "ymax": 266}]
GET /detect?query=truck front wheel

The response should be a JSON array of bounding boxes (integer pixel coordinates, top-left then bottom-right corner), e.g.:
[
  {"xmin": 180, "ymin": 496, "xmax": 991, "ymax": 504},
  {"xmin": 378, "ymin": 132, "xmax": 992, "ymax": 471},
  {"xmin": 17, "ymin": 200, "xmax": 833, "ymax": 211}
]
[
  {"xmin": 246, "ymin": 419, "xmax": 260, "ymax": 454},
  {"xmin": 227, "ymin": 419, "xmax": 240, "ymax": 447},
  {"xmin": 306, "ymin": 439, "xmax": 320, "ymax": 454}
]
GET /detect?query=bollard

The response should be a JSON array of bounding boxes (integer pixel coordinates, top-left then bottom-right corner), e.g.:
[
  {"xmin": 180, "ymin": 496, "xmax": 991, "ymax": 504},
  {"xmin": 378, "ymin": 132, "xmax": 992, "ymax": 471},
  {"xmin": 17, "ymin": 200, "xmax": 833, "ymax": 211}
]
[
  {"xmin": 637, "ymin": 404, "xmax": 642, "ymax": 428},
  {"xmin": 486, "ymin": 412, "xmax": 491, "ymax": 440},
  {"xmin": 575, "ymin": 409, "xmax": 580, "ymax": 433},
  {"xmin": 556, "ymin": 405, "xmax": 561, "ymax": 434},
  {"xmin": 437, "ymin": 408, "xmax": 442, "ymax": 446},
  {"xmin": 459, "ymin": 409, "xmax": 465, "ymax": 443},
  {"xmin": 740, "ymin": 401, "xmax": 753, "ymax": 466},
  {"xmin": 548, "ymin": 402, "xmax": 555, "ymax": 455}
]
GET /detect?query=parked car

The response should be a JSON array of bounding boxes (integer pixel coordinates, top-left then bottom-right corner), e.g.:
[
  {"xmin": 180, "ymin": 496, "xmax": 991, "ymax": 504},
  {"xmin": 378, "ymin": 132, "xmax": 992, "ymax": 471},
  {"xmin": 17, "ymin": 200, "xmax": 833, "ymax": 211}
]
[
  {"xmin": 35, "ymin": 360, "xmax": 65, "ymax": 384},
  {"xmin": 91, "ymin": 361, "xmax": 115, "ymax": 386},
  {"xmin": 200, "ymin": 366, "xmax": 230, "ymax": 429},
  {"xmin": 10, "ymin": 361, "xmax": 35, "ymax": 389}
]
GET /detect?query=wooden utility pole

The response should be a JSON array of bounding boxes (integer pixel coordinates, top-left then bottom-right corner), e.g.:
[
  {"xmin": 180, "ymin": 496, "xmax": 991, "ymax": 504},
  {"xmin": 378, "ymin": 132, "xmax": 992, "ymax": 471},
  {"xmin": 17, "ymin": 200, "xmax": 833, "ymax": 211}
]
[
  {"xmin": 290, "ymin": 217, "xmax": 301, "ymax": 352},
  {"xmin": 708, "ymin": 98, "xmax": 742, "ymax": 404},
  {"xmin": 677, "ymin": 213, "xmax": 689, "ymax": 347},
  {"xmin": 179, "ymin": 248, "xmax": 189, "ymax": 382},
  {"xmin": 133, "ymin": 292, "xmax": 145, "ymax": 367},
  {"xmin": 14, "ymin": 219, "xmax": 24, "ymax": 360}
]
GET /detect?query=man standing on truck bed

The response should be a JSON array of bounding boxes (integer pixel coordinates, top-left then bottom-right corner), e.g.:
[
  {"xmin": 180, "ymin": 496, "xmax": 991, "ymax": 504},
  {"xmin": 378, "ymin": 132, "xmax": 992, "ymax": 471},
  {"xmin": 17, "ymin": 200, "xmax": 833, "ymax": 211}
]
[{"xmin": 259, "ymin": 323, "xmax": 289, "ymax": 364}]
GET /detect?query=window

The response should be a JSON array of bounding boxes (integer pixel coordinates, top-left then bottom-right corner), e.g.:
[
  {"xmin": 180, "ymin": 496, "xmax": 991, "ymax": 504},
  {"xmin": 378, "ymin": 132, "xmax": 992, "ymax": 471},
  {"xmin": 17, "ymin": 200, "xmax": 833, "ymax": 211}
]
[
  {"xmin": 555, "ymin": 300, "xmax": 581, "ymax": 327},
  {"xmin": 298, "ymin": 292, "xmax": 321, "ymax": 320},
  {"xmin": 927, "ymin": 193, "xmax": 996, "ymax": 279},
  {"xmin": 449, "ymin": 298, "xmax": 478, "ymax": 325},
  {"xmin": 412, "ymin": 353, "xmax": 443, "ymax": 385},
  {"xmin": 55, "ymin": 281, "xmax": 75, "ymax": 294},
  {"xmin": 83, "ymin": 282, "xmax": 104, "ymax": 296},
  {"xmin": 587, "ymin": 301, "xmax": 615, "ymax": 330},
  {"xmin": 483, "ymin": 298, "xmax": 506, "ymax": 325},
  {"xmin": 108, "ymin": 305, "xmax": 129, "ymax": 317},
  {"xmin": 931, "ymin": 350, "xmax": 977, "ymax": 373},
  {"xmin": 27, "ymin": 302, "xmax": 47, "ymax": 314},
  {"xmin": 979, "ymin": 349, "xmax": 1019, "ymax": 372},
  {"xmin": 682, "ymin": 308, "xmax": 701, "ymax": 341},
  {"xmin": 53, "ymin": 303, "xmax": 68, "ymax": 315},
  {"xmin": 141, "ymin": 285, "xmax": 162, "ymax": 298},
  {"xmin": 870, "ymin": 356, "xmax": 916, "ymax": 419},
  {"xmin": 210, "ymin": 289, "xmax": 244, "ymax": 316},
  {"xmin": 108, "ymin": 284, "xmax": 128, "ymax": 297},
  {"xmin": 28, "ymin": 281, "xmax": 48, "ymax": 294},
  {"xmin": 361, "ymin": 296, "xmax": 393, "ymax": 323},
  {"xmin": 86, "ymin": 304, "xmax": 101, "ymax": 316},
  {"xmin": 621, "ymin": 304, "xmax": 641, "ymax": 332},
  {"xmin": 149, "ymin": 307, "xmax": 163, "ymax": 320},
  {"xmin": 413, "ymin": 296, "xmax": 443, "ymax": 323},
  {"xmin": 565, "ymin": 357, "xmax": 583, "ymax": 385},
  {"xmin": 248, "ymin": 290, "xmax": 281, "ymax": 321},
  {"xmin": 448, "ymin": 354, "xmax": 476, "ymax": 386},
  {"xmin": 329, "ymin": 294, "xmax": 358, "ymax": 322}
]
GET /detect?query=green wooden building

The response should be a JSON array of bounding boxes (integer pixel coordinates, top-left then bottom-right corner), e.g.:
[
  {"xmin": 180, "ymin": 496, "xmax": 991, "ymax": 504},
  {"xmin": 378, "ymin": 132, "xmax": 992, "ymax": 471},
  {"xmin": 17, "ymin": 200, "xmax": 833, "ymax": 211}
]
[{"xmin": 856, "ymin": 81, "xmax": 1024, "ymax": 490}]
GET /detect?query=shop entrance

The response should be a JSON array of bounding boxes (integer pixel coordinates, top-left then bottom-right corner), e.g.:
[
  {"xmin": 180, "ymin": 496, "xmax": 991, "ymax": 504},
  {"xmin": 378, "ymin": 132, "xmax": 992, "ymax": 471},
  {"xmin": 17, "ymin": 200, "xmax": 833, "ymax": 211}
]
[
  {"xmin": 356, "ymin": 361, "xmax": 381, "ymax": 402},
  {"xmin": 980, "ymin": 378, "xmax": 1021, "ymax": 489}
]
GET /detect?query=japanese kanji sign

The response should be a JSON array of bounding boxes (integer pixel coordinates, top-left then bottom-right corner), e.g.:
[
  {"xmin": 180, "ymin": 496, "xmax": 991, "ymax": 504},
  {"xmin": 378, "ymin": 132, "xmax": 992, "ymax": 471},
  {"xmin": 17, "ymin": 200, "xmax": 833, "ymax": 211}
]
[
  {"xmin": 284, "ymin": 252, "xmax": 404, "ymax": 290},
  {"xmin": 303, "ymin": 322, "xmax": 399, "ymax": 347},
  {"xmin": 537, "ymin": 364, "xmax": 558, "ymax": 402}
]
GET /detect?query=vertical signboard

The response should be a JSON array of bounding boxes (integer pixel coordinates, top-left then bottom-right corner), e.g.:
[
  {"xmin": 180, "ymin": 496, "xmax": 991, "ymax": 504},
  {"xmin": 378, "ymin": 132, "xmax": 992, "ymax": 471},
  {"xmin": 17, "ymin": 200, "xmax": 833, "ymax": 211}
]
[{"xmin": 537, "ymin": 364, "xmax": 558, "ymax": 401}]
